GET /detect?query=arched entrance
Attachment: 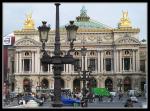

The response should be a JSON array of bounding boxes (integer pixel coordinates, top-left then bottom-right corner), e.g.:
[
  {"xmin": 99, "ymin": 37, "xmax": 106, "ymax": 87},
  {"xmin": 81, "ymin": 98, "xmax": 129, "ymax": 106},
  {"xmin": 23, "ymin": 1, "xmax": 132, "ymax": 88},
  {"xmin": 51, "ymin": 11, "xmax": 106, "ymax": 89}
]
[
  {"xmin": 140, "ymin": 78, "xmax": 146, "ymax": 92},
  {"xmin": 73, "ymin": 78, "xmax": 80, "ymax": 92},
  {"xmin": 23, "ymin": 78, "xmax": 31, "ymax": 92},
  {"xmin": 124, "ymin": 77, "xmax": 131, "ymax": 92},
  {"xmin": 105, "ymin": 78, "xmax": 113, "ymax": 91},
  {"xmin": 41, "ymin": 78, "xmax": 49, "ymax": 89}
]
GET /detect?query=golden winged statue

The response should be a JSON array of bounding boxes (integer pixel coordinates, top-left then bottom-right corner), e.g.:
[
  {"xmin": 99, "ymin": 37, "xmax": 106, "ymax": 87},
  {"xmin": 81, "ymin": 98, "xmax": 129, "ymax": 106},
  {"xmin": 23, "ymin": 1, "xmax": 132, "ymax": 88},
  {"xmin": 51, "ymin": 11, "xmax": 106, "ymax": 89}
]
[
  {"xmin": 119, "ymin": 10, "xmax": 131, "ymax": 28},
  {"xmin": 24, "ymin": 12, "xmax": 35, "ymax": 29}
]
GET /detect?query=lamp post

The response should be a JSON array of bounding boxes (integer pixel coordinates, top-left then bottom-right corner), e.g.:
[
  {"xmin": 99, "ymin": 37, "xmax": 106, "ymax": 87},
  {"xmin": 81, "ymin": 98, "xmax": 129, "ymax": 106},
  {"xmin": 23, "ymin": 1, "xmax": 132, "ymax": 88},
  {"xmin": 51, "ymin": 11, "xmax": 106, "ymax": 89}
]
[
  {"xmin": 76, "ymin": 46, "xmax": 93, "ymax": 107},
  {"xmin": 38, "ymin": 3, "xmax": 78, "ymax": 107}
]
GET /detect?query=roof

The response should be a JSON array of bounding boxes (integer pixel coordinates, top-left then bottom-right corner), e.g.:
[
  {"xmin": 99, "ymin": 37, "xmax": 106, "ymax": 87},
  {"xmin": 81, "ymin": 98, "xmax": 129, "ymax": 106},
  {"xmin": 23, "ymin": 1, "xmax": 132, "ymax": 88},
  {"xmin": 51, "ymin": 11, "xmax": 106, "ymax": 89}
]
[{"xmin": 60, "ymin": 6, "xmax": 111, "ymax": 30}]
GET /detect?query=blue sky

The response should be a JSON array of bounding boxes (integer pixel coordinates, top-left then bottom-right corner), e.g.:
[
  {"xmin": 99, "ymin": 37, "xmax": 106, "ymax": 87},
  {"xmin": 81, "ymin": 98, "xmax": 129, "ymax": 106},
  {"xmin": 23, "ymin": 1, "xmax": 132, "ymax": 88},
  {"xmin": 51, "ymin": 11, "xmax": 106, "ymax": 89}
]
[{"xmin": 3, "ymin": 3, "xmax": 147, "ymax": 41}]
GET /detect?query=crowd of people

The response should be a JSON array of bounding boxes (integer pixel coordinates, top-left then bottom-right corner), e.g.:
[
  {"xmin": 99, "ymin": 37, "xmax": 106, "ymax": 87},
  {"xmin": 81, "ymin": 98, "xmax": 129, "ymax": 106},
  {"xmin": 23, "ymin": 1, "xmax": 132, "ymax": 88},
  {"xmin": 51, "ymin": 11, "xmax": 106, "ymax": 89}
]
[{"xmin": 3, "ymin": 90, "xmax": 135, "ymax": 108}]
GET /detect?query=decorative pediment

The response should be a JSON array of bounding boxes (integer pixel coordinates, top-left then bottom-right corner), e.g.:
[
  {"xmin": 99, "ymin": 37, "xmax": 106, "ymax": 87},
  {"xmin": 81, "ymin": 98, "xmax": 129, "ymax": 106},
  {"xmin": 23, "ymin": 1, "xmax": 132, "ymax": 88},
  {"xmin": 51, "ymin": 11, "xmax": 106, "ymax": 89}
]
[
  {"xmin": 14, "ymin": 37, "xmax": 41, "ymax": 46},
  {"xmin": 115, "ymin": 37, "xmax": 141, "ymax": 45}
]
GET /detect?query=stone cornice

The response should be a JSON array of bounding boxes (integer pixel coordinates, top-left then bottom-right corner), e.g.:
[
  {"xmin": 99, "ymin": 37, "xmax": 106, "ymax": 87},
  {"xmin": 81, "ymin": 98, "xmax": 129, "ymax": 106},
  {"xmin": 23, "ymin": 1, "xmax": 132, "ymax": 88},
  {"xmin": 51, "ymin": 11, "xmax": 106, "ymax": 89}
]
[{"xmin": 113, "ymin": 28, "xmax": 140, "ymax": 32}]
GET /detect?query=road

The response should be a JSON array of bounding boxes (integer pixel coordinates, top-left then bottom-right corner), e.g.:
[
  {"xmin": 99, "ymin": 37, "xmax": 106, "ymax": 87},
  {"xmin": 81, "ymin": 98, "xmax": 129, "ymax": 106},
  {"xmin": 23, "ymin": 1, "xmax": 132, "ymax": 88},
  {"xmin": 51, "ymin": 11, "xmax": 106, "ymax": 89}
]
[{"xmin": 3, "ymin": 96, "xmax": 147, "ymax": 109}]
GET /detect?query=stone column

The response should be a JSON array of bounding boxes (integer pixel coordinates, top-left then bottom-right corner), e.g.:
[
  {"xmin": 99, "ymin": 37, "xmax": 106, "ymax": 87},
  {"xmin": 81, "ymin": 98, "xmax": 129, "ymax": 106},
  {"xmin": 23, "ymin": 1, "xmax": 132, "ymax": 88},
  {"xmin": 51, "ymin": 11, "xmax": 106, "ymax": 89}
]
[
  {"xmin": 123, "ymin": 57, "xmax": 124, "ymax": 71},
  {"xmin": 29, "ymin": 59, "xmax": 32, "ymax": 72},
  {"xmin": 22, "ymin": 59, "xmax": 24, "ymax": 72},
  {"xmin": 50, "ymin": 52, "xmax": 53, "ymax": 73},
  {"xmin": 133, "ymin": 50, "xmax": 135, "ymax": 72},
  {"xmin": 16, "ymin": 52, "xmax": 18, "ymax": 73},
  {"xmin": 129, "ymin": 57, "xmax": 132, "ymax": 71},
  {"xmin": 101, "ymin": 51, "xmax": 104, "ymax": 73},
  {"xmin": 82, "ymin": 56, "xmax": 84, "ymax": 71},
  {"xmin": 19, "ymin": 52, "xmax": 22, "ymax": 73},
  {"xmin": 69, "ymin": 64, "xmax": 72, "ymax": 73},
  {"xmin": 136, "ymin": 49, "xmax": 140, "ymax": 72},
  {"xmin": 48, "ymin": 64, "xmax": 50, "ymax": 72},
  {"xmin": 70, "ymin": 78, "xmax": 73, "ymax": 92},
  {"xmin": 32, "ymin": 51, "xmax": 34, "ymax": 73},
  {"xmin": 103, "ymin": 58, "xmax": 105, "ymax": 72},
  {"xmin": 66, "ymin": 64, "xmax": 69, "ymax": 73},
  {"xmin": 116, "ymin": 50, "xmax": 118, "ymax": 72},
  {"xmin": 98, "ymin": 51, "xmax": 100, "ymax": 73},
  {"xmin": 37, "ymin": 49, "xmax": 40, "ymax": 73},
  {"xmin": 119, "ymin": 50, "xmax": 122, "ymax": 72},
  {"xmin": 85, "ymin": 53, "xmax": 88, "ymax": 70}
]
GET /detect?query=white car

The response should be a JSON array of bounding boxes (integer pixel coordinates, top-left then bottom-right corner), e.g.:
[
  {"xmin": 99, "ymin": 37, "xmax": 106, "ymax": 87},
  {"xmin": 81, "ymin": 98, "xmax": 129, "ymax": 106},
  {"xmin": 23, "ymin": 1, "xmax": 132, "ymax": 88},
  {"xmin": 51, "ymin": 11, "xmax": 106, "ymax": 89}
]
[
  {"xmin": 110, "ymin": 92, "xmax": 117, "ymax": 97},
  {"xmin": 130, "ymin": 96, "xmax": 138, "ymax": 103}
]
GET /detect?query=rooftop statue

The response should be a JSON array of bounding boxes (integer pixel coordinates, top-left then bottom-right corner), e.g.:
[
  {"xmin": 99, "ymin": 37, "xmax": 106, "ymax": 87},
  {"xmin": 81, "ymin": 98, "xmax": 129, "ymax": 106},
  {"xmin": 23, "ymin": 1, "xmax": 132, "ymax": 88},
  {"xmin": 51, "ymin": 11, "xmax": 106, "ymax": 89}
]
[
  {"xmin": 119, "ymin": 10, "xmax": 132, "ymax": 28},
  {"xmin": 24, "ymin": 12, "xmax": 35, "ymax": 29}
]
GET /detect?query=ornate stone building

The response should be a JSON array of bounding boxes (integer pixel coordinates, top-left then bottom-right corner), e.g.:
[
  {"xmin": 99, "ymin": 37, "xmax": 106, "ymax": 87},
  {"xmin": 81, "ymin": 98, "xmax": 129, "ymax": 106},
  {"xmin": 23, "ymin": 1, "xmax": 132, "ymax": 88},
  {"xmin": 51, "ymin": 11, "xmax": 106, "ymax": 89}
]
[{"xmin": 7, "ymin": 7, "xmax": 147, "ymax": 93}]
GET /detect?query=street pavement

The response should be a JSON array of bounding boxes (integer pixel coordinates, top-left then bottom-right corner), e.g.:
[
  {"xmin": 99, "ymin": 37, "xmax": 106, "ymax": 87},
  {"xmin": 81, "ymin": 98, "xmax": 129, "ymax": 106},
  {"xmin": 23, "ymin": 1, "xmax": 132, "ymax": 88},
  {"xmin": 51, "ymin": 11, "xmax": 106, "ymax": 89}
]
[{"xmin": 3, "ymin": 96, "xmax": 147, "ymax": 109}]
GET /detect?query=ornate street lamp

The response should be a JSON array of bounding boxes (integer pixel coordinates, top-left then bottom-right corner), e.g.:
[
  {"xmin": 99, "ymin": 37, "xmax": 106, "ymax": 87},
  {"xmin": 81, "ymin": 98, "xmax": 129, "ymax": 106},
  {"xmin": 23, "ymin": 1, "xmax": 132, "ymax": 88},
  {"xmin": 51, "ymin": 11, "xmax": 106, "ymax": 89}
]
[
  {"xmin": 38, "ymin": 3, "xmax": 78, "ymax": 107},
  {"xmin": 76, "ymin": 46, "xmax": 93, "ymax": 107}
]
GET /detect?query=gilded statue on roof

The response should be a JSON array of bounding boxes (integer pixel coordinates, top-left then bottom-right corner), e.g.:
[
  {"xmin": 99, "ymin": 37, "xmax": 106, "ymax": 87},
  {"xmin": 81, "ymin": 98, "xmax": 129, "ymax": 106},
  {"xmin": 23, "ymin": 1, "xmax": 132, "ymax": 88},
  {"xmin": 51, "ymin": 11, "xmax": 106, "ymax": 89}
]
[
  {"xmin": 24, "ymin": 12, "xmax": 35, "ymax": 29},
  {"xmin": 119, "ymin": 10, "xmax": 131, "ymax": 28}
]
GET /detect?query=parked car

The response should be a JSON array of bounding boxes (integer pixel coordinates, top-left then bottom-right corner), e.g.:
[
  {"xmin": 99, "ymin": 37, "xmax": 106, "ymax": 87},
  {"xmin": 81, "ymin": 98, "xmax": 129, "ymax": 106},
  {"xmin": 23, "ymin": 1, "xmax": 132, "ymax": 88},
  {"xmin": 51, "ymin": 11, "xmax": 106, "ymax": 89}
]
[
  {"xmin": 61, "ymin": 96, "xmax": 80, "ymax": 106},
  {"xmin": 109, "ymin": 92, "xmax": 117, "ymax": 97},
  {"xmin": 128, "ymin": 90, "xmax": 142, "ymax": 97},
  {"xmin": 10, "ymin": 92, "xmax": 18, "ymax": 99},
  {"xmin": 19, "ymin": 95, "xmax": 43, "ymax": 106},
  {"xmin": 130, "ymin": 96, "xmax": 138, "ymax": 103}
]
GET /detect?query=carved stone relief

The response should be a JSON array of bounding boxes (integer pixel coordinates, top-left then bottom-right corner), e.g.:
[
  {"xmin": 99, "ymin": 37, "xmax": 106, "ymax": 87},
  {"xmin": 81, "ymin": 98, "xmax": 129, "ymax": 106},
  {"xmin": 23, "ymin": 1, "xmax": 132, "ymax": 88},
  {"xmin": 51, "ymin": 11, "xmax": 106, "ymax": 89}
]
[
  {"xmin": 88, "ymin": 35, "xmax": 96, "ymax": 41},
  {"xmin": 104, "ymin": 35, "xmax": 111, "ymax": 40}
]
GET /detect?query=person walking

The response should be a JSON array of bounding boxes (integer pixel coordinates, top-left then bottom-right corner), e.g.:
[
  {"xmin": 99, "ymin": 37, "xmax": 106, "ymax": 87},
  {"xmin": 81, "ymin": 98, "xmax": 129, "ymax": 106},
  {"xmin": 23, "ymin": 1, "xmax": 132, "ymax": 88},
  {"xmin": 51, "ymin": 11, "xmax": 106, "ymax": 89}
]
[
  {"xmin": 124, "ymin": 98, "xmax": 133, "ymax": 107},
  {"xmin": 119, "ymin": 91, "xmax": 123, "ymax": 100},
  {"xmin": 110, "ymin": 94, "xmax": 113, "ymax": 102}
]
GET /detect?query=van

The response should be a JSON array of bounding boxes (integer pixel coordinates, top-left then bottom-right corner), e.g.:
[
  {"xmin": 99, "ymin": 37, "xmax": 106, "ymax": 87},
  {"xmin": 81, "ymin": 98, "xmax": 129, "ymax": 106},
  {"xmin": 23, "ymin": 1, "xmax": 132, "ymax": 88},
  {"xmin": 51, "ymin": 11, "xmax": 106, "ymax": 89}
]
[{"xmin": 128, "ymin": 90, "xmax": 141, "ymax": 97}]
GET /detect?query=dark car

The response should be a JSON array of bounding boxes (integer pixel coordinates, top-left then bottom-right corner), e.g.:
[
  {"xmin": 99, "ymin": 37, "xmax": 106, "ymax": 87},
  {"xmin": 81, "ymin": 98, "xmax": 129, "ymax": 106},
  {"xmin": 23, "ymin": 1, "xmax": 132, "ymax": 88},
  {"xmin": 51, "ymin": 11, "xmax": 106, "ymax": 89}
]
[
  {"xmin": 61, "ymin": 96, "xmax": 80, "ymax": 106},
  {"xmin": 19, "ymin": 95, "xmax": 43, "ymax": 106}
]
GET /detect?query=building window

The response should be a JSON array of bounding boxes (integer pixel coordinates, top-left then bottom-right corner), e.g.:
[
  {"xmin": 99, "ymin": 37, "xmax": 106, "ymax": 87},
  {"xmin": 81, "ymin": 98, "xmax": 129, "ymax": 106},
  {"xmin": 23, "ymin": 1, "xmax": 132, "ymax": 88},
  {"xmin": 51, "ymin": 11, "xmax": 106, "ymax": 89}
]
[
  {"xmin": 106, "ymin": 58, "xmax": 111, "ymax": 71},
  {"xmin": 124, "ymin": 58, "xmax": 130, "ymax": 70},
  {"xmin": 90, "ymin": 51, "xmax": 95, "ymax": 56},
  {"xmin": 74, "ymin": 59, "xmax": 81, "ymax": 71},
  {"xmin": 42, "ymin": 64, "xmax": 48, "ymax": 72},
  {"xmin": 125, "ymin": 50, "xmax": 129, "ymax": 55},
  {"xmin": 24, "ymin": 59, "xmax": 31, "ymax": 71},
  {"xmin": 25, "ymin": 51, "xmax": 29, "ymax": 56},
  {"xmin": 88, "ymin": 59, "xmax": 96, "ymax": 71},
  {"xmin": 106, "ymin": 51, "xmax": 111, "ymax": 55},
  {"xmin": 74, "ymin": 51, "xmax": 79, "ymax": 56},
  {"xmin": 140, "ymin": 60, "xmax": 145, "ymax": 72}
]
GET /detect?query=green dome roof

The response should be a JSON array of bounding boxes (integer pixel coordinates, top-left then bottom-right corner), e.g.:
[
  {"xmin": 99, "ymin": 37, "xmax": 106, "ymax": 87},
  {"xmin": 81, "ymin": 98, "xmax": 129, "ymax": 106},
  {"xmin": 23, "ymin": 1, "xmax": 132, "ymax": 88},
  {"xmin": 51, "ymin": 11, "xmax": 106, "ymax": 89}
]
[
  {"xmin": 60, "ymin": 6, "xmax": 111, "ymax": 29},
  {"xmin": 73, "ymin": 19, "xmax": 111, "ymax": 29}
]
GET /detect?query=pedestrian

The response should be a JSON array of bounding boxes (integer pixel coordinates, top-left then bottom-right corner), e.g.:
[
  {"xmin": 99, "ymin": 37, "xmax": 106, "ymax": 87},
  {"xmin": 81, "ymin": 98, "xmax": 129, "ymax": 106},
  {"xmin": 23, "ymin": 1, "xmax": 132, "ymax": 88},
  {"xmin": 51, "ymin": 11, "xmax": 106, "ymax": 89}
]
[
  {"xmin": 124, "ymin": 98, "xmax": 133, "ymax": 107},
  {"xmin": 119, "ymin": 91, "xmax": 123, "ymax": 100},
  {"xmin": 110, "ymin": 95, "xmax": 113, "ymax": 102}
]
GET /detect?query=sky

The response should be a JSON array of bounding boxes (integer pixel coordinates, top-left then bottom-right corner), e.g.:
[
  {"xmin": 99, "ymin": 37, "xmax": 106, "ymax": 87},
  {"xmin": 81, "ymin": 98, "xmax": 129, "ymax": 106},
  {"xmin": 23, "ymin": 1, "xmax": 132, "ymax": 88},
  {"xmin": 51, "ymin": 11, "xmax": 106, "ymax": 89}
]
[{"xmin": 3, "ymin": 2, "xmax": 147, "ymax": 41}]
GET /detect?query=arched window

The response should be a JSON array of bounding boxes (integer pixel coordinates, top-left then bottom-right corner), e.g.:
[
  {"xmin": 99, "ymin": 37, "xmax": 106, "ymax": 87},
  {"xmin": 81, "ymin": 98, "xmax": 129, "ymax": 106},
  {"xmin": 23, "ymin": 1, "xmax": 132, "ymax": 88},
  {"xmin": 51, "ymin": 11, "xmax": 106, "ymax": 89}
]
[
  {"xmin": 106, "ymin": 51, "xmax": 111, "ymax": 55},
  {"xmin": 90, "ymin": 51, "xmax": 95, "ymax": 56},
  {"xmin": 75, "ymin": 51, "xmax": 79, "ymax": 56},
  {"xmin": 25, "ymin": 51, "xmax": 29, "ymax": 56}
]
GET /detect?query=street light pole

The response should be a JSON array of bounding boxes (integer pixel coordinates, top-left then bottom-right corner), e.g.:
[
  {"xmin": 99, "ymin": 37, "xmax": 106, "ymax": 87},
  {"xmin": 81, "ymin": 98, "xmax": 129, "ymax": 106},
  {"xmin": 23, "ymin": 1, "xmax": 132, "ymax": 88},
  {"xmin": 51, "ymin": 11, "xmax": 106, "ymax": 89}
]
[
  {"xmin": 76, "ymin": 46, "xmax": 92, "ymax": 107},
  {"xmin": 38, "ymin": 3, "xmax": 78, "ymax": 107}
]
